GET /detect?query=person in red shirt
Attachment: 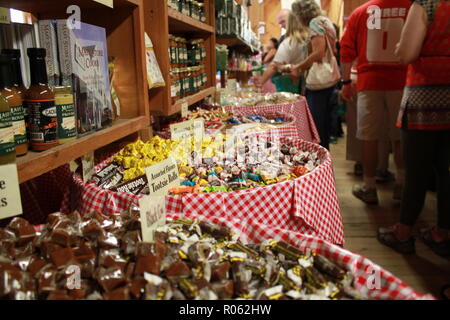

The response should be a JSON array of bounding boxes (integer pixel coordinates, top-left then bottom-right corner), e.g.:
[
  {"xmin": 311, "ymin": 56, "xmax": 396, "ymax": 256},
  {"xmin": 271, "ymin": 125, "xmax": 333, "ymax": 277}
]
[{"xmin": 340, "ymin": 0, "xmax": 411, "ymax": 205}]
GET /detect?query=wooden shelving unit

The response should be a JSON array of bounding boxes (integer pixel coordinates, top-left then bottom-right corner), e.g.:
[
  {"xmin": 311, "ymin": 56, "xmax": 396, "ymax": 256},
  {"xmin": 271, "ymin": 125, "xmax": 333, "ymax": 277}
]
[
  {"xmin": 0, "ymin": 0, "xmax": 151, "ymax": 183},
  {"xmin": 144, "ymin": 0, "xmax": 216, "ymax": 116},
  {"xmin": 216, "ymin": 35, "xmax": 258, "ymax": 56}
]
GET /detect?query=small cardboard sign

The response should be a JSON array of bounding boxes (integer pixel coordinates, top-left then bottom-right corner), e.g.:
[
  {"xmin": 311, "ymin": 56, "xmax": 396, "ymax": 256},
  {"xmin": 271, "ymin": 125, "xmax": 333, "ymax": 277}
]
[
  {"xmin": 170, "ymin": 118, "xmax": 205, "ymax": 141},
  {"xmin": 93, "ymin": 0, "xmax": 114, "ymax": 8},
  {"xmin": 145, "ymin": 157, "xmax": 179, "ymax": 196},
  {"xmin": 0, "ymin": 7, "xmax": 10, "ymax": 24},
  {"xmin": 0, "ymin": 164, "xmax": 23, "ymax": 220},
  {"xmin": 139, "ymin": 195, "xmax": 166, "ymax": 243},
  {"xmin": 181, "ymin": 102, "xmax": 189, "ymax": 118},
  {"xmin": 81, "ymin": 151, "xmax": 95, "ymax": 183}
]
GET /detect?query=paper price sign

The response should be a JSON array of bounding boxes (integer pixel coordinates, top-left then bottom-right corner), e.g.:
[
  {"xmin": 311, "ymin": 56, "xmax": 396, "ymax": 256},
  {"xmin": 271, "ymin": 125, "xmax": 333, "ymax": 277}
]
[
  {"xmin": 145, "ymin": 157, "xmax": 180, "ymax": 196},
  {"xmin": 181, "ymin": 102, "xmax": 189, "ymax": 118},
  {"xmin": 81, "ymin": 151, "xmax": 95, "ymax": 183},
  {"xmin": 93, "ymin": 0, "xmax": 114, "ymax": 8},
  {"xmin": 0, "ymin": 7, "xmax": 10, "ymax": 24},
  {"xmin": 0, "ymin": 164, "xmax": 23, "ymax": 220},
  {"xmin": 170, "ymin": 119, "xmax": 205, "ymax": 141},
  {"xmin": 139, "ymin": 195, "xmax": 166, "ymax": 243}
]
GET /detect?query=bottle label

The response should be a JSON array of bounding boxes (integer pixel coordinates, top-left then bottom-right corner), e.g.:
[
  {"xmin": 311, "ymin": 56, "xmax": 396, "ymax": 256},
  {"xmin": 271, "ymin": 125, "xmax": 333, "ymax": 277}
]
[
  {"xmin": 56, "ymin": 102, "xmax": 76, "ymax": 140},
  {"xmin": 10, "ymin": 105, "xmax": 27, "ymax": 146},
  {"xmin": 25, "ymin": 99, "xmax": 58, "ymax": 146},
  {"xmin": 0, "ymin": 110, "xmax": 15, "ymax": 156}
]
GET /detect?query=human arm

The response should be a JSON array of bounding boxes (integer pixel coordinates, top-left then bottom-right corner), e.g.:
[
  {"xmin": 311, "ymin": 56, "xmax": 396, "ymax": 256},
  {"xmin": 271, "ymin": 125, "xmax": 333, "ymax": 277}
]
[
  {"xmin": 395, "ymin": 2, "xmax": 428, "ymax": 64},
  {"xmin": 263, "ymin": 48, "xmax": 277, "ymax": 64},
  {"xmin": 257, "ymin": 62, "xmax": 279, "ymax": 87},
  {"xmin": 291, "ymin": 36, "xmax": 326, "ymax": 75},
  {"xmin": 340, "ymin": 62, "xmax": 356, "ymax": 101}
]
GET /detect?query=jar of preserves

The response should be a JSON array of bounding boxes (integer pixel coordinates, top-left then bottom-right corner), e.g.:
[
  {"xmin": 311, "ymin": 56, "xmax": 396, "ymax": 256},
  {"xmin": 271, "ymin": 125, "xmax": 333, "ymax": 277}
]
[
  {"xmin": 198, "ymin": 2, "xmax": 206, "ymax": 23},
  {"xmin": 54, "ymin": 86, "xmax": 76, "ymax": 144},
  {"xmin": 170, "ymin": 69, "xmax": 178, "ymax": 105}
]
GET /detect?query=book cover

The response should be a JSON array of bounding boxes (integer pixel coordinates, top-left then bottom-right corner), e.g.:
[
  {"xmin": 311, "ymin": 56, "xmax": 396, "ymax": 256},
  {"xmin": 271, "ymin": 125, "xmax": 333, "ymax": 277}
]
[
  {"xmin": 56, "ymin": 20, "xmax": 112, "ymax": 136},
  {"xmin": 38, "ymin": 20, "xmax": 59, "ymax": 86}
]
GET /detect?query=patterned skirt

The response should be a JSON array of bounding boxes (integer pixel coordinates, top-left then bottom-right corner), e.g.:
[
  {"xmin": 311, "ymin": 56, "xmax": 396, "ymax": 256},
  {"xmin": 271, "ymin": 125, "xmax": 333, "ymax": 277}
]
[{"xmin": 397, "ymin": 84, "xmax": 450, "ymax": 130}]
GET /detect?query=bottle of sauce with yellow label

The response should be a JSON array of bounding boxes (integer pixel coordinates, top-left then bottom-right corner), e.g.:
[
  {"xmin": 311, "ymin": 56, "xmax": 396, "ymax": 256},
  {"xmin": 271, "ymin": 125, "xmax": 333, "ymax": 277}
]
[
  {"xmin": 0, "ymin": 92, "xmax": 15, "ymax": 165},
  {"xmin": 54, "ymin": 86, "xmax": 76, "ymax": 144},
  {"xmin": 0, "ymin": 54, "xmax": 28, "ymax": 156},
  {"xmin": 25, "ymin": 48, "xmax": 58, "ymax": 151},
  {"xmin": 1, "ymin": 49, "xmax": 27, "ymax": 96}
]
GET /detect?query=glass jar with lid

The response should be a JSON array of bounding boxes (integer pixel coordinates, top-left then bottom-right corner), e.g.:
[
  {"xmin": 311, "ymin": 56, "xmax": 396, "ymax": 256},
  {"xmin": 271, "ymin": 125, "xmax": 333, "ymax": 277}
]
[{"xmin": 198, "ymin": 2, "xmax": 206, "ymax": 23}]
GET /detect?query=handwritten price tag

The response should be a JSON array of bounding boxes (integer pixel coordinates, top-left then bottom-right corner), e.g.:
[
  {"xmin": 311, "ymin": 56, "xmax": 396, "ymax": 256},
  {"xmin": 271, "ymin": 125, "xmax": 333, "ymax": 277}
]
[
  {"xmin": 0, "ymin": 164, "xmax": 22, "ymax": 220},
  {"xmin": 93, "ymin": 0, "xmax": 114, "ymax": 8},
  {"xmin": 139, "ymin": 195, "xmax": 166, "ymax": 243},
  {"xmin": 145, "ymin": 157, "xmax": 180, "ymax": 196},
  {"xmin": 81, "ymin": 151, "xmax": 95, "ymax": 183}
]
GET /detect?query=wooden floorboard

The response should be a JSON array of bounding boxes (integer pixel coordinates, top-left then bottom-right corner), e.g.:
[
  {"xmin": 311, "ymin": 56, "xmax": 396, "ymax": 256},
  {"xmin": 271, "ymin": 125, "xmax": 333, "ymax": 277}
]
[{"xmin": 330, "ymin": 130, "xmax": 450, "ymax": 298}]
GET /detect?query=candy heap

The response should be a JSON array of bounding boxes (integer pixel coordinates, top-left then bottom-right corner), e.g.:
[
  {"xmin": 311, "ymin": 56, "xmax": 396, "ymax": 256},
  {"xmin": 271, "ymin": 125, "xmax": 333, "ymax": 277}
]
[
  {"xmin": 185, "ymin": 107, "xmax": 233, "ymax": 122},
  {"xmin": 0, "ymin": 213, "xmax": 365, "ymax": 300},
  {"xmin": 90, "ymin": 135, "xmax": 320, "ymax": 195},
  {"xmin": 222, "ymin": 92, "xmax": 300, "ymax": 107},
  {"xmin": 172, "ymin": 138, "xmax": 318, "ymax": 194}
]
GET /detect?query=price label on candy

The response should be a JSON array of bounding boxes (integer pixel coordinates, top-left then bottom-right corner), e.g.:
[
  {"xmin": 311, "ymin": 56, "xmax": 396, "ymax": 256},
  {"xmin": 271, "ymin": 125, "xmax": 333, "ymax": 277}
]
[
  {"xmin": 139, "ymin": 195, "xmax": 166, "ymax": 243},
  {"xmin": 145, "ymin": 156, "xmax": 180, "ymax": 196},
  {"xmin": 0, "ymin": 164, "xmax": 23, "ymax": 220},
  {"xmin": 93, "ymin": 0, "xmax": 114, "ymax": 8},
  {"xmin": 81, "ymin": 151, "xmax": 95, "ymax": 183},
  {"xmin": 170, "ymin": 118, "xmax": 205, "ymax": 141},
  {"xmin": 181, "ymin": 102, "xmax": 189, "ymax": 118}
]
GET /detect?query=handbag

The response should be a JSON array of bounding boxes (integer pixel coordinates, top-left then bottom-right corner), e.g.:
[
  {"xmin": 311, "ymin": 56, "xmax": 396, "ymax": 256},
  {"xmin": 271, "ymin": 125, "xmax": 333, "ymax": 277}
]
[{"xmin": 306, "ymin": 27, "xmax": 341, "ymax": 91}]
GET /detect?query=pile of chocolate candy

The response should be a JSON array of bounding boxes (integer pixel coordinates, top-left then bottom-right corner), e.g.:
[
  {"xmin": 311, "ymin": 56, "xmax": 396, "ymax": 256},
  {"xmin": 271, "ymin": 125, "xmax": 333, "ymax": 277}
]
[
  {"xmin": 0, "ymin": 213, "xmax": 365, "ymax": 300},
  {"xmin": 87, "ymin": 137, "xmax": 180, "ymax": 195}
]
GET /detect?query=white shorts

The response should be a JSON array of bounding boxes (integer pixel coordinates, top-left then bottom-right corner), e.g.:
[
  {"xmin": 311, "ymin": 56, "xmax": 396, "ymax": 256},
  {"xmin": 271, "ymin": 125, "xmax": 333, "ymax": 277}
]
[{"xmin": 356, "ymin": 90, "xmax": 403, "ymax": 141}]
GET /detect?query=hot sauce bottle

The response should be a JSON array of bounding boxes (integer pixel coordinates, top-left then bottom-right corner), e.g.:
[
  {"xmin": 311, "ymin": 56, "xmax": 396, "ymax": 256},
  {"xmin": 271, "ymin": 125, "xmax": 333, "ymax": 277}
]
[
  {"xmin": 0, "ymin": 54, "xmax": 28, "ymax": 156},
  {"xmin": 1, "ymin": 49, "xmax": 27, "ymax": 96},
  {"xmin": 0, "ymin": 92, "xmax": 15, "ymax": 164},
  {"xmin": 25, "ymin": 48, "xmax": 58, "ymax": 151}
]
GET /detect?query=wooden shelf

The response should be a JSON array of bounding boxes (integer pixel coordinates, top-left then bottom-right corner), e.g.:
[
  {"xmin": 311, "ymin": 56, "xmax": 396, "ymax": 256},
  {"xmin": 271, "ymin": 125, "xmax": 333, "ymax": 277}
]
[
  {"xmin": 0, "ymin": 0, "xmax": 151, "ymax": 183},
  {"xmin": 17, "ymin": 117, "xmax": 149, "ymax": 183},
  {"xmin": 0, "ymin": 0, "xmax": 139, "ymax": 13},
  {"xmin": 169, "ymin": 87, "xmax": 216, "ymax": 115},
  {"xmin": 145, "ymin": 0, "xmax": 216, "ymax": 116},
  {"xmin": 217, "ymin": 35, "xmax": 259, "ymax": 55},
  {"xmin": 168, "ymin": 7, "xmax": 214, "ymax": 34}
]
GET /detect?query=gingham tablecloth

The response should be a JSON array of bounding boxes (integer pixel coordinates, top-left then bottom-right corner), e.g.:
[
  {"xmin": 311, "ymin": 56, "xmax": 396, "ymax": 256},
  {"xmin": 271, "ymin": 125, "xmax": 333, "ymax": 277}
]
[
  {"xmin": 61, "ymin": 138, "xmax": 344, "ymax": 245},
  {"xmin": 157, "ymin": 97, "xmax": 320, "ymax": 144}
]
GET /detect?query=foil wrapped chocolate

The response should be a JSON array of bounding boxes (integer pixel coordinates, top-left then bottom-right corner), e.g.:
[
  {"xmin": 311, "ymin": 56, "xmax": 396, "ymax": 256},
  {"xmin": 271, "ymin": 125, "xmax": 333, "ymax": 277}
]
[{"xmin": 0, "ymin": 214, "xmax": 364, "ymax": 300}]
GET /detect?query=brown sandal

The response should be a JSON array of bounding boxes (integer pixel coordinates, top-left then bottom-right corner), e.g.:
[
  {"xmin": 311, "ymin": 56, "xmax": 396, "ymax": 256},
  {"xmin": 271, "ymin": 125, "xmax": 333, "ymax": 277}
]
[
  {"xmin": 420, "ymin": 228, "xmax": 450, "ymax": 257},
  {"xmin": 377, "ymin": 226, "xmax": 415, "ymax": 254}
]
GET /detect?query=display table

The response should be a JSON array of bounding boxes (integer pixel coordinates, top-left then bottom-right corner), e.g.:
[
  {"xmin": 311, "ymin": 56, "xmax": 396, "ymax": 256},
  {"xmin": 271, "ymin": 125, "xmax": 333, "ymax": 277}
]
[
  {"xmin": 223, "ymin": 96, "xmax": 320, "ymax": 144},
  {"xmin": 61, "ymin": 138, "xmax": 343, "ymax": 245}
]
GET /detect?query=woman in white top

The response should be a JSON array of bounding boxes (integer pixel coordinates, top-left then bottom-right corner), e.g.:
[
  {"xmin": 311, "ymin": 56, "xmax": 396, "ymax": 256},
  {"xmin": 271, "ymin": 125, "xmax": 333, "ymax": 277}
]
[{"xmin": 257, "ymin": 13, "xmax": 308, "ymax": 93}]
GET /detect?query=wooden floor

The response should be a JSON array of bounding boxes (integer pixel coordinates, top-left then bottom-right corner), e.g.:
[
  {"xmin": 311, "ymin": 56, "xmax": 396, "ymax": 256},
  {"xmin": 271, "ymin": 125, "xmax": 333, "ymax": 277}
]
[{"xmin": 330, "ymin": 134, "xmax": 450, "ymax": 298}]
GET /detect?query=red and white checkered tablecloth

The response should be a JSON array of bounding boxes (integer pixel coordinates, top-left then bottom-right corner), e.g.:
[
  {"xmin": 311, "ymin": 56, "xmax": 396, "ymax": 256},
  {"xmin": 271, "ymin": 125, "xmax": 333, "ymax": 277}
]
[
  {"xmin": 61, "ymin": 138, "xmax": 344, "ymax": 245},
  {"xmin": 156, "ymin": 97, "xmax": 320, "ymax": 144},
  {"xmin": 223, "ymin": 97, "xmax": 320, "ymax": 144}
]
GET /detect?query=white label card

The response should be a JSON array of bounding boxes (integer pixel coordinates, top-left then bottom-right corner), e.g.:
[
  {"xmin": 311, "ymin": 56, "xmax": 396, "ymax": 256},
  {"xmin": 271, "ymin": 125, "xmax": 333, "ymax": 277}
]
[
  {"xmin": 181, "ymin": 102, "xmax": 189, "ymax": 118},
  {"xmin": 145, "ymin": 157, "xmax": 180, "ymax": 196},
  {"xmin": 81, "ymin": 151, "xmax": 95, "ymax": 183},
  {"xmin": 139, "ymin": 195, "xmax": 166, "ymax": 243},
  {"xmin": 0, "ymin": 164, "xmax": 23, "ymax": 220},
  {"xmin": 170, "ymin": 119, "xmax": 205, "ymax": 142},
  {"xmin": 93, "ymin": 0, "xmax": 114, "ymax": 8}
]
